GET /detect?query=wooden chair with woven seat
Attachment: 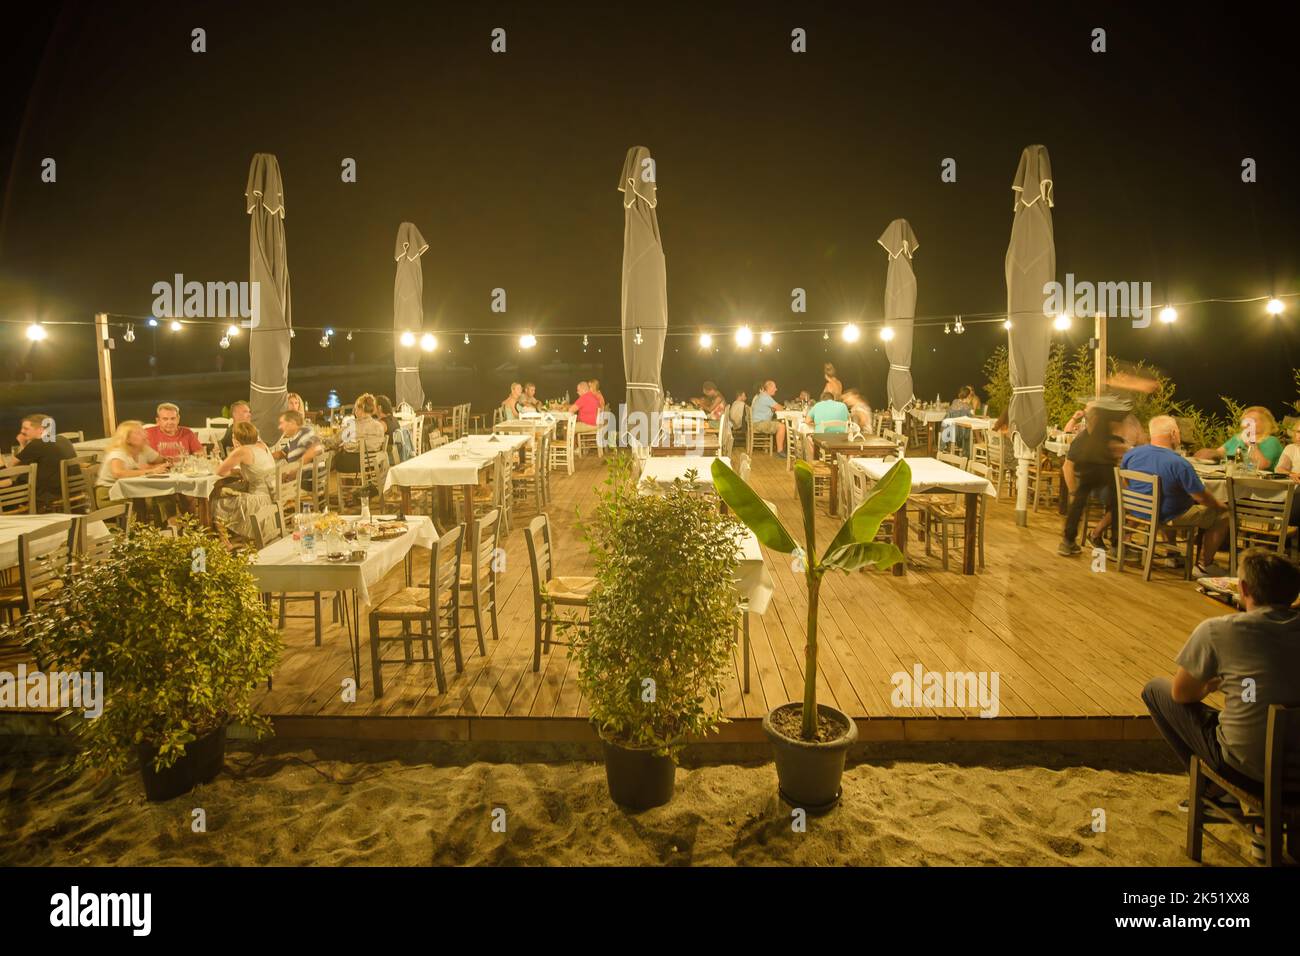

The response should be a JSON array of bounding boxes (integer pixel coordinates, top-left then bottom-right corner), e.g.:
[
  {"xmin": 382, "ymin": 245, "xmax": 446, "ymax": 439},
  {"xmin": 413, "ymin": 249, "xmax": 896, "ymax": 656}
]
[
  {"xmin": 744, "ymin": 404, "xmax": 776, "ymax": 457},
  {"xmin": 248, "ymin": 505, "xmax": 339, "ymax": 649},
  {"xmin": 1187, "ymin": 704, "xmax": 1300, "ymax": 867},
  {"xmin": 335, "ymin": 443, "xmax": 386, "ymax": 515},
  {"xmin": 72, "ymin": 503, "xmax": 131, "ymax": 571},
  {"xmin": 60, "ymin": 455, "xmax": 98, "ymax": 515},
  {"xmin": 1226, "ymin": 477, "xmax": 1297, "ymax": 575},
  {"xmin": 471, "ymin": 454, "xmax": 512, "ymax": 534},
  {"xmin": 525, "ymin": 514, "xmax": 594, "ymax": 671},
  {"xmin": 512, "ymin": 432, "xmax": 550, "ymax": 517},
  {"xmin": 368, "ymin": 523, "xmax": 464, "ymax": 697},
  {"xmin": 549, "ymin": 413, "xmax": 577, "ymax": 476},
  {"xmin": 1029, "ymin": 447, "xmax": 1063, "ymax": 512},
  {"xmin": 0, "ymin": 464, "xmax": 37, "ymax": 515},
  {"xmin": 985, "ymin": 430, "xmax": 1013, "ymax": 499},
  {"xmin": 915, "ymin": 452, "xmax": 986, "ymax": 572},
  {"xmin": 457, "ymin": 508, "xmax": 500, "ymax": 656},
  {"xmin": 1, "ymin": 519, "xmax": 75, "ymax": 624},
  {"xmin": 1114, "ymin": 468, "xmax": 1196, "ymax": 581}
]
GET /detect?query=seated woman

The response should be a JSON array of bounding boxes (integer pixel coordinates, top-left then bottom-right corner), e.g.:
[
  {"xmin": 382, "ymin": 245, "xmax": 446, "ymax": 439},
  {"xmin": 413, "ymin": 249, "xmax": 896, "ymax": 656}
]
[
  {"xmin": 94, "ymin": 420, "xmax": 168, "ymax": 508},
  {"xmin": 212, "ymin": 420, "xmax": 277, "ymax": 542},
  {"xmin": 1274, "ymin": 420, "xmax": 1300, "ymax": 477},
  {"xmin": 588, "ymin": 379, "xmax": 607, "ymax": 409},
  {"xmin": 332, "ymin": 393, "xmax": 388, "ymax": 478},
  {"xmin": 842, "ymin": 389, "xmax": 874, "ymax": 434},
  {"xmin": 286, "ymin": 392, "xmax": 308, "ymax": 415},
  {"xmin": 940, "ymin": 386, "xmax": 977, "ymax": 453},
  {"xmin": 1194, "ymin": 405, "xmax": 1284, "ymax": 470},
  {"xmin": 374, "ymin": 394, "xmax": 412, "ymax": 462},
  {"xmin": 500, "ymin": 383, "xmax": 523, "ymax": 421}
]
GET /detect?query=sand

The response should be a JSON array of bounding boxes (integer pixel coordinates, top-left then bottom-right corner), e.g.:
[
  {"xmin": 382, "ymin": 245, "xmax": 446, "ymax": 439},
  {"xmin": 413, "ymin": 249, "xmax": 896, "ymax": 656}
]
[{"xmin": 0, "ymin": 741, "xmax": 1258, "ymax": 866}]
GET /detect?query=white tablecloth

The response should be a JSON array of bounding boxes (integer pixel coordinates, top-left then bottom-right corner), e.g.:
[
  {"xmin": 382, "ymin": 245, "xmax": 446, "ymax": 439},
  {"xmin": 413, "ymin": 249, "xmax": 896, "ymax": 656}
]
[
  {"xmin": 850, "ymin": 456, "xmax": 996, "ymax": 496},
  {"xmin": 494, "ymin": 418, "xmax": 555, "ymax": 436},
  {"xmin": 249, "ymin": 515, "xmax": 436, "ymax": 607},
  {"xmin": 383, "ymin": 434, "xmax": 529, "ymax": 491},
  {"xmin": 0, "ymin": 514, "xmax": 108, "ymax": 571},
  {"xmin": 72, "ymin": 437, "xmax": 112, "ymax": 454},
  {"xmin": 736, "ymin": 528, "xmax": 772, "ymax": 615},
  {"xmin": 1201, "ymin": 474, "xmax": 1294, "ymax": 505},
  {"xmin": 908, "ymin": 408, "xmax": 949, "ymax": 423},
  {"xmin": 109, "ymin": 472, "xmax": 221, "ymax": 501},
  {"xmin": 638, "ymin": 456, "xmax": 728, "ymax": 489},
  {"xmin": 947, "ymin": 416, "xmax": 995, "ymax": 431},
  {"xmin": 662, "ymin": 408, "xmax": 706, "ymax": 420}
]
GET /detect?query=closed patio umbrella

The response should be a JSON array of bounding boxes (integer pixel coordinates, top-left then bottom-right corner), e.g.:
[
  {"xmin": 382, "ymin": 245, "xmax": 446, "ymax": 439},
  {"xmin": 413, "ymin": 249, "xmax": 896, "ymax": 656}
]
[
  {"xmin": 246, "ymin": 153, "xmax": 292, "ymax": 440},
  {"xmin": 879, "ymin": 218, "xmax": 919, "ymax": 435},
  {"xmin": 394, "ymin": 222, "xmax": 429, "ymax": 409},
  {"xmin": 619, "ymin": 145, "xmax": 667, "ymax": 447},
  {"xmin": 1004, "ymin": 145, "xmax": 1055, "ymax": 526}
]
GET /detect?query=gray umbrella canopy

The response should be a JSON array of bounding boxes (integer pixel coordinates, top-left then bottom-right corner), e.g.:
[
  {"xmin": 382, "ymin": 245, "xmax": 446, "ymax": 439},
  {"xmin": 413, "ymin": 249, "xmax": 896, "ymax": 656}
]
[
  {"xmin": 1004, "ymin": 145, "xmax": 1056, "ymax": 522},
  {"xmin": 246, "ymin": 153, "xmax": 292, "ymax": 440},
  {"xmin": 393, "ymin": 222, "xmax": 429, "ymax": 409},
  {"xmin": 619, "ymin": 145, "xmax": 667, "ymax": 445},
  {"xmin": 879, "ymin": 219, "xmax": 919, "ymax": 414}
]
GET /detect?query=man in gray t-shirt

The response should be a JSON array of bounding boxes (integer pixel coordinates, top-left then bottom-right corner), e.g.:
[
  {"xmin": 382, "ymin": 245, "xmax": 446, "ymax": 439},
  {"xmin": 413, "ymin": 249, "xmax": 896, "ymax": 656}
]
[{"xmin": 1142, "ymin": 550, "xmax": 1300, "ymax": 794}]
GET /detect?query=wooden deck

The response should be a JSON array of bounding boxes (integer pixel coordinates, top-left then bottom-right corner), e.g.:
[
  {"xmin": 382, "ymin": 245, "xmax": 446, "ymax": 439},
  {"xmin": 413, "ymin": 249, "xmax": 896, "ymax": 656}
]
[{"xmin": 225, "ymin": 451, "xmax": 1226, "ymax": 745}]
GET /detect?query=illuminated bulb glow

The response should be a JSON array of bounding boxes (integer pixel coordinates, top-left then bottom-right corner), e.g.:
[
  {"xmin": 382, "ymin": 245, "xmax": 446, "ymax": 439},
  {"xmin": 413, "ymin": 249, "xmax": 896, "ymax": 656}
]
[
  {"xmin": 169, "ymin": 320, "xmax": 183, "ymax": 332},
  {"xmin": 734, "ymin": 326, "xmax": 753, "ymax": 347},
  {"xmin": 520, "ymin": 333, "xmax": 537, "ymax": 349},
  {"xmin": 1158, "ymin": 306, "xmax": 1177, "ymax": 324},
  {"xmin": 226, "ymin": 325, "xmax": 240, "ymax": 337},
  {"xmin": 1266, "ymin": 298, "xmax": 1285, "ymax": 315},
  {"xmin": 399, "ymin": 331, "xmax": 416, "ymax": 347},
  {"xmin": 420, "ymin": 333, "xmax": 437, "ymax": 352},
  {"xmin": 1052, "ymin": 313, "xmax": 1072, "ymax": 331},
  {"xmin": 760, "ymin": 331, "xmax": 773, "ymax": 346},
  {"xmin": 841, "ymin": 323, "xmax": 860, "ymax": 343},
  {"xmin": 698, "ymin": 332, "xmax": 713, "ymax": 349},
  {"xmin": 26, "ymin": 323, "xmax": 47, "ymax": 341},
  {"xmin": 1003, "ymin": 319, "xmax": 1013, "ymax": 330},
  {"xmin": 879, "ymin": 326, "xmax": 895, "ymax": 341}
]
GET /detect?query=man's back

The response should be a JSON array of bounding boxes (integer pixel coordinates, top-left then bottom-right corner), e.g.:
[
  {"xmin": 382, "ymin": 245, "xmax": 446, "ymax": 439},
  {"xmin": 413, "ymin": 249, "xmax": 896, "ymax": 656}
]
[
  {"xmin": 1121, "ymin": 442, "xmax": 1202, "ymax": 522},
  {"xmin": 810, "ymin": 399, "xmax": 849, "ymax": 432}
]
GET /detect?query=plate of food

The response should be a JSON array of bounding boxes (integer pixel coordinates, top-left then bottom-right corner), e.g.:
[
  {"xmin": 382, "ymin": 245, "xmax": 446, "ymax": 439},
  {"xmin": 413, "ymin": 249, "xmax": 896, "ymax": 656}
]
[
  {"xmin": 1196, "ymin": 575, "xmax": 1242, "ymax": 608},
  {"xmin": 370, "ymin": 522, "xmax": 409, "ymax": 541}
]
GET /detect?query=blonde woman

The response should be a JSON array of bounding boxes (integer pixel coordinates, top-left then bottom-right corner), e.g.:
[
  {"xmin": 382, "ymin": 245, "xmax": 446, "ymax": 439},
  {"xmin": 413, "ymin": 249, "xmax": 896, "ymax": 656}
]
[
  {"xmin": 1195, "ymin": 405, "xmax": 1283, "ymax": 470},
  {"xmin": 333, "ymin": 393, "xmax": 386, "ymax": 473},
  {"xmin": 213, "ymin": 421, "xmax": 276, "ymax": 541},
  {"xmin": 589, "ymin": 379, "xmax": 607, "ymax": 409},
  {"xmin": 286, "ymin": 392, "xmax": 307, "ymax": 415},
  {"xmin": 95, "ymin": 420, "xmax": 167, "ymax": 506}
]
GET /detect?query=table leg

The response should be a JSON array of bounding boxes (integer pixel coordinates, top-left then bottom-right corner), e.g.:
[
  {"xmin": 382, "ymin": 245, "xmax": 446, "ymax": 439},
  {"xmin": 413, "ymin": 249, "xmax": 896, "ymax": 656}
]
[
  {"xmin": 351, "ymin": 591, "xmax": 362, "ymax": 690},
  {"xmin": 828, "ymin": 452, "xmax": 839, "ymax": 517},
  {"xmin": 463, "ymin": 482, "xmax": 475, "ymax": 532},
  {"xmin": 963, "ymin": 492, "xmax": 978, "ymax": 575},
  {"xmin": 400, "ymin": 486, "xmax": 411, "ymax": 516},
  {"xmin": 892, "ymin": 503, "xmax": 908, "ymax": 576}
]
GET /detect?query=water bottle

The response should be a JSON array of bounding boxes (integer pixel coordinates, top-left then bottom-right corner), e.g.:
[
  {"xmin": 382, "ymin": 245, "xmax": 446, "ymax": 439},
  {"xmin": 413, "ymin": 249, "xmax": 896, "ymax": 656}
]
[{"xmin": 299, "ymin": 504, "xmax": 316, "ymax": 561}]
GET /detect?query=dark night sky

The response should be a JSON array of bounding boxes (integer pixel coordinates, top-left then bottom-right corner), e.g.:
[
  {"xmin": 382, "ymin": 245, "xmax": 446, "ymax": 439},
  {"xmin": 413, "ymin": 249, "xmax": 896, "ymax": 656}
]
[{"xmin": 2, "ymin": 0, "xmax": 1298, "ymax": 432}]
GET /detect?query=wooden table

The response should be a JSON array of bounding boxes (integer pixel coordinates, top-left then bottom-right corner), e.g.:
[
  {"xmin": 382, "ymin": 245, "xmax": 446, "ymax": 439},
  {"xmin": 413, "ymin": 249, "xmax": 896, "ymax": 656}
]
[
  {"xmin": 809, "ymin": 435, "xmax": 900, "ymax": 516},
  {"xmin": 382, "ymin": 435, "xmax": 529, "ymax": 532}
]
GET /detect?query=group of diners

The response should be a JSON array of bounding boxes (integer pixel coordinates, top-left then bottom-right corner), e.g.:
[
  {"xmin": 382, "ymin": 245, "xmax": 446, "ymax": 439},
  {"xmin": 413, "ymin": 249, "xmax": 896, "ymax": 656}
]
[{"xmin": 1058, "ymin": 401, "xmax": 1300, "ymax": 578}]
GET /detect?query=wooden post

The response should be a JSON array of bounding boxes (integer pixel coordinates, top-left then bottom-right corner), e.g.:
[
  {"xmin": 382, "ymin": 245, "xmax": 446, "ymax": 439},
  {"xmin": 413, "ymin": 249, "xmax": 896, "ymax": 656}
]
[
  {"xmin": 1094, "ymin": 311, "xmax": 1107, "ymax": 395},
  {"xmin": 94, "ymin": 312, "xmax": 117, "ymax": 437}
]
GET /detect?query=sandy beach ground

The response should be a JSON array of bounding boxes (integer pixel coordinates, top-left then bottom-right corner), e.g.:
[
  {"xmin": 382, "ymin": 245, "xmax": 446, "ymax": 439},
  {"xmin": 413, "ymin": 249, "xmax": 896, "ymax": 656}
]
[{"xmin": 0, "ymin": 740, "xmax": 1258, "ymax": 866}]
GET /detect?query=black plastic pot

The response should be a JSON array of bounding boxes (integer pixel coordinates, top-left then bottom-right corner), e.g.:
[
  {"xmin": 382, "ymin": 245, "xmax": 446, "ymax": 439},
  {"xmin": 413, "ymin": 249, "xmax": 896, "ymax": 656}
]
[
  {"xmin": 137, "ymin": 723, "xmax": 227, "ymax": 802},
  {"xmin": 601, "ymin": 738, "xmax": 676, "ymax": 810},
  {"xmin": 763, "ymin": 703, "xmax": 858, "ymax": 814}
]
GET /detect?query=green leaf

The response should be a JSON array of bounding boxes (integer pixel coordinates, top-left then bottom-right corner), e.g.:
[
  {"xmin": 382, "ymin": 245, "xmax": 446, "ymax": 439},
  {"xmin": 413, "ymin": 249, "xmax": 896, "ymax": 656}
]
[
  {"xmin": 823, "ymin": 540, "xmax": 905, "ymax": 572},
  {"xmin": 821, "ymin": 458, "xmax": 912, "ymax": 564},
  {"xmin": 793, "ymin": 460, "xmax": 817, "ymax": 558},
  {"xmin": 710, "ymin": 458, "xmax": 797, "ymax": 554}
]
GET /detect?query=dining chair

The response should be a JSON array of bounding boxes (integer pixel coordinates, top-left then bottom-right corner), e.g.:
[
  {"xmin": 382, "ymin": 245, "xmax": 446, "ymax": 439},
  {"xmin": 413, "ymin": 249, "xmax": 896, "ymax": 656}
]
[
  {"xmin": 369, "ymin": 523, "xmax": 464, "ymax": 697},
  {"xmin": 59, "ymin": 455, "xmax": 98, "ymax": 514},
  {"xmin": 918, "ymin": 452, "xmax": 986, "ymax": 572},
  {"xmin": 1114, "ymin": 468, "xmax": 1195, "ymax": 581},
  {"xmin": 458, "ymin": 508, "xmax": 500, "ymax": 655},
  {"xmin": 549, "ymin": 413, "xmax": 577, "ymax": 476},
  {"xmin": 0, "ymin": 519, "xmax": 75, "ymax": 623},
  {"xmin": 526, "ymin": 514, "xmax": 594, "ymax": 672},
  {"xmin": 0, "ymin": 464, "xmax": 37, "ymax": 515},
  {"xmin": 512, "ymin": 432, "xmax": 549, "ymax": 517},
  {"xmin": 1226, "ymin": 477, "xmax": 1297, "ymax": 575},
  {"xmin": 72, "ymin": 503, "xmax": 131, "ymax": 571}
]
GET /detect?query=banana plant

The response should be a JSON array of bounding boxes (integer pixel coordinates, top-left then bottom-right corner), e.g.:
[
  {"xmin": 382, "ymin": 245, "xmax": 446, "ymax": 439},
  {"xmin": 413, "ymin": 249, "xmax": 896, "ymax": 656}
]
[{"xmin": 712, "ymin": 457, "xmax": 911, "ymax": 740}]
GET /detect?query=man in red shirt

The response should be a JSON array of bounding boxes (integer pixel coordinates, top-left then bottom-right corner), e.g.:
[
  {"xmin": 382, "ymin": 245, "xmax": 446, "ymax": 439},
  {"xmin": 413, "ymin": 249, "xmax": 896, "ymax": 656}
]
[
  {"xmin": 145, "ymin": 402, "xmax": 203, "ymax": 461},
  {"xmin": 571, "ymin": 381, "xmax": 601, "ymax": 430}
]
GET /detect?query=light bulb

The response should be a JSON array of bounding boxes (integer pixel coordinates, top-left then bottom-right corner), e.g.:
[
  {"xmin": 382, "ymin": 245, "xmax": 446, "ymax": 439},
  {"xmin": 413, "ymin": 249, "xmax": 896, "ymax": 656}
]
[
  {"xmin": 225, "ymin": 324, "xmax": 240, "ymax": 337},
  {"xmin": 879, "ymin": 325, "xmax": 895, "ymax": 342},
  {"xmin": 146, "ymin": 317, "xmax": 159, "ymax": 328},
  {"xmin": 1266, "ymin": 298, "xmax": 1285, "ymax": 315},
  {"xmin": 123, "ymin": 325, "xmax": 136, "ymax": 343},
  {"xmin": 219, "ymin": 336, "xmax": 231, "ymax": 350},
  {"xmin": 420, "ymin": 333, "xmax": 437, "ymax": 352},
  {"xmin": 1053, "ymin": 313, "xmax": 1072, "ymax": 331},
  {"xmin": 841, "ymin": 323, "xmax": 860, "ymax": 343},
  {"xmin": 346, "ymin": 331, "xmax": 353, "ymax": 341},
  {"xmin": 760, "ymin": 330, "xmax": 773, "ymax": 346},
  {"xmin": 399, "ymin": 331, "xmax": 416, "ymax": 347},
  {"xmin": 464, "ymin": 333, "xmax": 470, "ymax": 345},
  {"xmin": 25, "ymin": 323, "xmax": 47, "ymax": 341},
  {"xmin": 634, "ymin": 326, "xmax": 643, "ymax": 345},
  {"xmin": 822, "ymin": 330, "xmax": 829, "ymax": 341},
  {"xmin": 699, "ymin": 332, "xmax": 713, "ymax": 349},
  {"xmin": 582, "ymin": 334, "xmax": 589, "ymax": 347},
  {"xmin": 319, "ymin": 335, "xmax": 330, "ymax": 348},
  {"xmin": 944, "ymin": 323, "xmax": 951, "ymax": 334},
  {"xmin": 1158, "ymin": 306, "xmax": 1177, "ymax": 324},
  {"xmin": 1003, "ymin": 319, "xmax": 1013, "ymax": 330},
  {"xmin": 288, "ymin": 328, "xmax": 295, "ymax": 338},
  {"xmin": 324, "ymin": 327, "xmax": 334, "ymax": 337},
  {"xmin": 169, "ymin": 320, "xmax": 182, "ymax": 332},
  {"xmin": 735, "ymin": 325, "xmax": 753, "ymax": 347},
  {"xmin": 520, "ymin": 332, "xmax": 537, "ymax": 349}
]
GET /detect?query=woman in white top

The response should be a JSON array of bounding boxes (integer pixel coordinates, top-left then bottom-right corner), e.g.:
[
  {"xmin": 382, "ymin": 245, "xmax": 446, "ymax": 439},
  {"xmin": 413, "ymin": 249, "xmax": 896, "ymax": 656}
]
[
  {"xmin": 213, "ymin": 420, "xmax": 277, "ymax": 541},
  {"xmin": 1275, "ymin": 420, "xmax": 1300, "ymax": 478},
  {"xmin": 95, "ymin": 420, "xmax": 167, "ymax": 506}
]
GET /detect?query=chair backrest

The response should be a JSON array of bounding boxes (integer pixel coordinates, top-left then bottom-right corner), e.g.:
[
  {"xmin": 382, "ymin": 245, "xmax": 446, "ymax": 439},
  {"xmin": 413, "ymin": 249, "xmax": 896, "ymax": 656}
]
[
  {"xmin": 1264, "ymin": 704, "xmax": 1300, "ymax": 795},
  {"xmin": 206, "ymin": 417, "xmax": 231, "ymax": 431},
  {"xmin": 937, "ymin": 451, "xmax": 970, "ymax": 471},
  {"xmin": 75, "ymin": 503, "xmax": 130, "ymax": 568},
  {"xmin": 1116, "ymin": 468, "xmax": 1161, "ymax": 541},
  {"xmin": 595, "ymin": 410, "xmax": 612, "ymax": 450},
  {"xmin": 0, "ymin": 464, "xmax": 37, "ymax": 514},
  {"xmin": 1227, "ymin": 477, "xmax": 1296, "ymax": 556},
  {"xmin": 58, "ymin": 430, "xmax": 85, "ymax": 444},
  {"xmin": 718, "ymin": 409, "xmax": 734, "ymax": 457},
  {"xmin": 430, "ymin": 523, "xmax": 464, "ymax": 612},
  {"xmin": 60, "ymin": 454, "xmax": 97, "ymax": 514},
  {"xmin": 472, "ymin": 508, "xmax": 501, "ymax": 581},
  {"xmin": 526, "ymin": 514, "xmax": 554, "ymax": 593},
  {"xmin": 299, "ymin": 449, "xmax": 331, "ymax": 512},
  {"xmin": 18, "ymin": 519, "xmax": 75, "ymax": 612},
  {"xmin": 736, "ymin": 452, "xmax": 752, "ymax": 483},
  {"xmin": 410, "ymin": 416, "xmax": 426, "ymax": 456},
  {"xmin": 249, "ymin": 504, "xmax": 283, "ymax": 549}
]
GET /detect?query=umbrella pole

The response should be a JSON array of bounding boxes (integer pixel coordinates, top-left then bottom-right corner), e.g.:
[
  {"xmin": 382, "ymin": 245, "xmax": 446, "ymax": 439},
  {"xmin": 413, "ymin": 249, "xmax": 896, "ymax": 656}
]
[
  {"xmin": 95, "ymin": 312, "xmax": 117, "ymax": 437},
  {"xmin": 1013, "ymin": 434, "xmax": 1032, "ymax": 526}
]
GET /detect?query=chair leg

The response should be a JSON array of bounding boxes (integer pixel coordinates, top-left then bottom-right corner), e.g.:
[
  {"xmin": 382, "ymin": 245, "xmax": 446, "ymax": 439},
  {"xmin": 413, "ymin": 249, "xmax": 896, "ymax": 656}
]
[
  {"xmin": 742, "ymin": 611, "xmax": 750, "ymax": 695},
  {"xmin": 533, "ymin": 607, "xmax": 544, "ymax": 672},
  {"xmin": 1141, "ymin": 532, "xmax": 1156, "ymax": 582},
  {"xmin": 471, "ymin": 581, "xmax": 487, "ymax": 656},
  {"xmin": 487, "ymin": 573, "xmax": 499, "ymax": 642},
  {"xmin": 428, "ymin": 615, "xmax": 447, "ymax": 694},
  {"xmin": 1186, "ymin": 757, "xmax": 1205, "ymax": 862},
  {"xmin": 368, "ymin": 612, "xmax": 384, "ymax": 698},
  {"xmin": 313, "ymin": 592, "xmax": 322, "ymax": 647}
]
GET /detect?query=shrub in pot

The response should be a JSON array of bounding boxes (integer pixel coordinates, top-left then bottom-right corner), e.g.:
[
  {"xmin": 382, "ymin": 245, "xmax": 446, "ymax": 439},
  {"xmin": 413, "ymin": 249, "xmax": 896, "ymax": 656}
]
[
  {"xmin": 9, "ymin": 520, "xmax": 281, "ymax": 800},
  {"xmin": 712, "ymin": 456, "xmax": 910, "ymax": 812},
  {"xmin": 571, "ymin": 456, "xmax": 744, "ymax": 810}
]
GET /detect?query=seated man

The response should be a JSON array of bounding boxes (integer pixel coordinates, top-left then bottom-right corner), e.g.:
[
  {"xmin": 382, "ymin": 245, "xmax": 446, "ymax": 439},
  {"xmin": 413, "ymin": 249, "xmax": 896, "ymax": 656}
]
[
  {"xmin": 146, "ymin": 402, "xmax": 203, "ymax": 462},
  {"xmin": 1141, "ymin": 550, "xmax": 1300, "ymax": 817},
  {"xmin": 1121, "ymin": 415, "xmax": 1229, "ymax": 573},
  {"xmin": 751, "ymin": 380, "xmax": 787, "ymax": 458},
  {"xmin": 6, "ymin": 413, "xmax": 77, "ymax": 512},
  {"xmin": 218, "ymin": 400, "xmax": 252, "ymax": 456},
  {"xmin": 570, "ymin": 381, "xmax": 601, "ymax": 437},
  {"xmin": 842, "ymin": 388, "xmax": 874, "ymax": 435},
  {"xmin": 272, "ymin": 410, "xmax": 322, "ymax": 489},
  {"xmin": 727, "ymin": 389, "xmax": 747, "ymax": 430},
  {"xmin": 805, "ymin": 391, "xmax": 849, "ymax": 434},
  {"xmin": 1194, "ymin": 405, "xmax": 1284, "ymax": 470}
]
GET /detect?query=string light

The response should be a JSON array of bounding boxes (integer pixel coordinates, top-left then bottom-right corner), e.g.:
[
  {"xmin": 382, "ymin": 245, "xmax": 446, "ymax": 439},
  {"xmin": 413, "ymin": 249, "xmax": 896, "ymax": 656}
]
[
  {"xmin": 324, "ymin": 327, "xmax": 334, "ymax": 337},
  {"xmin": 879, "ymin": 325, "xmax": 895, "ymax": 342},
  {"xmin": 288, "ymin": 328, "xmax": 295, "ymax": 339},
  {"xmin": 822, "ymin": 330, "xmax": 829, "ymax": 341},
  {"xmin": 520, "ymin": 332, "xmax": 537, "ymax": 349},
  {"xmin": 1052, "ymin": 313, "xmax": 1072, "ymax": 331},
  {"xmin": 219, "ymin": 335, "xmax": 231, "ymax": 349},
  {"xmin": 944, "ymin": 323, "xmax": 951, "ymax": 334},
  {"xmin": 1159, "ymin": 306, "xmax": 1177, "ymax": 324},
  {"xmin": 346, "ymin": 331, "xmax": 353, "ymax": 341},
  {"xmin": 399, "ymin": 330, "xmax": 416, "ymax": 347},
  {"xmin": 319, "ymin": 334, "xmax": 330, "ymax": 348},
  {"xmin": 954, "ymin": 316, "xmax": 965, "ymax": 334},
  {"xmin": 760, "ymin": 330, "xmax": 774, "ymax": 346},
  {"xmin": 123, "ymin": 324, "xmax": 135, "ymax": 343},
  {"xmin": 634, "ymin": 327, "xmax": 643, "ymax": 345},
  {"xmin": 420, "ymin": 332, "xmax": 437, "ymax": 352},
  {"xmin": 146, "ymin": 317, "xmax": 158, "ymax": 328},
  {"xmin": 464, "ymin": 333, "xmax": 470, "ymax": 345},
  {"xmin": 225, "ymin": 324, "xmax": 240, "ymax": 337},
  {"xmin": 1003, "ymin": 319, "xmax": 1013, "ymax": 330},
  {"xmin": 841, "ymin": 323, "xmax": 860, "ymax": 343},
  {"xmin": 699, "ymin": 332, "xmax": 713, "ymax": 349},
  {"xmin": 582, "ymin": 334, "xmax": 589, "ymax": 347},
  {"xmin": 735, "ymin": 325, "xmax": 753, "ymax": 347},
  {"xmin": 26, "ymin": 322, "xmax": 47, "ymax": 341},
  {"xmin": 169, "ymin": 320, "xmax": 182, "ymax": 332},
  {"xmin": 1267, "ymin": 298, "xmax": 1285, "ymax": 315}
]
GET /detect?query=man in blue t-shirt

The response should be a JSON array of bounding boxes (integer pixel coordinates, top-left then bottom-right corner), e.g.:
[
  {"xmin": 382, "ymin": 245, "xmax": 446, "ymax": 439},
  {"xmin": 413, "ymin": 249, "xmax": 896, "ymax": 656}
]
[
  {"xmin": 750, "ymin": 380, "xmax": 787, "ymax": 457},
  {"xmin": 1121, "ymin": 415, "xmax": 1229, "ymax": 572},
  {"xmin": 805, "ymin": 391, "xmax": 849, "ymax": 434}
]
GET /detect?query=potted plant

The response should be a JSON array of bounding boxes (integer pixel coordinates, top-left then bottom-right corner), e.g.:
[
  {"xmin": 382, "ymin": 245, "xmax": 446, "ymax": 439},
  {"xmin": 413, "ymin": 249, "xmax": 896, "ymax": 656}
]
[
  {"xmin": 712, "ymin": 456, "xmax": 910, "ymax": 812},
  {"xmin": 571, "ymin": 456, "xmax": 743, "ymax": 810},
  {"xmin": 9, "ymin": 520, "xmax": 281, "ymax": 801}
]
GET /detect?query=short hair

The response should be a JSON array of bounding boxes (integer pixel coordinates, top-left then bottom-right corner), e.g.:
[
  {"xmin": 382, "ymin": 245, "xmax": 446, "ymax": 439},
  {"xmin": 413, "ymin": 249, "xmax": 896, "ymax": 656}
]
[
  {"xmin": 762, "ymin": 379, "xmax": 776, "ymax": 392},
  {"xmin": 232, "ymin": 420, "xmax": 260, "ymax": 445},
  {"xmin": 702, "ymin": 380, "xmax": 717, "ymax": 392},
  {"xmin": 1148, "ymin": 415, "xmax": 1178, "ymax": 440},
  {"xmin": 823, "ymin": 363, "xmax": 836, "ymax": 375},
  {"xmin": 21, "ymin": 413, "xmax": 51, "ymax": 428},
  {"xmin": 279, "ymin": 409, "xmax": 304, "ymax": 426},
  {"xmin": 524, "ymin": 381, "xmax": 536, "ymax": 389},
  {"xmin": 1239, "ymin": 550, "xmax": 1300, "ymax": 607},
  {"xmin": 230, "ymin": 400, "xmax": 250, "ymax": 413},
  {"xmin": 156, "ymin": 402, "xmax": 179, "ymax": 415},
  {"xmin": 820, "ymin": 390, "xmax": 835, "ymax": 402},
  {"xmin": 375, "ymin": 395, "xmax": 394, "ymax": 415}
]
